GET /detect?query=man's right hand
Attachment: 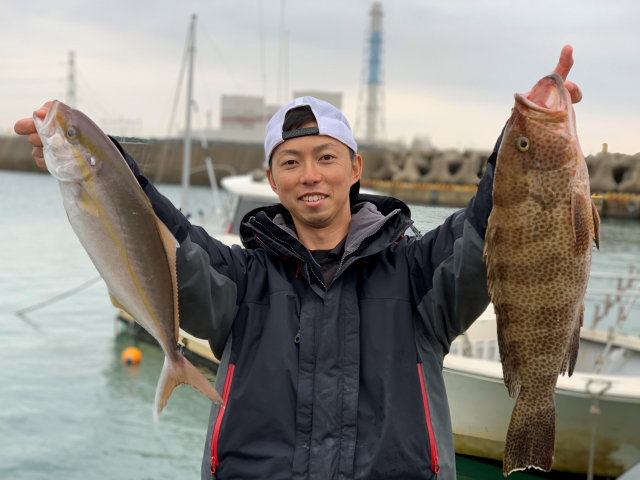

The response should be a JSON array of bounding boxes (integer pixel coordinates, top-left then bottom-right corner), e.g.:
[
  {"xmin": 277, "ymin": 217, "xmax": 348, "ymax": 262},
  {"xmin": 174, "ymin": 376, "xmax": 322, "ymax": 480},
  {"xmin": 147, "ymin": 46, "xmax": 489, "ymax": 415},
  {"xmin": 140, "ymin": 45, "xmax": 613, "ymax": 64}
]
[{"xmin": 14, "ymin": 101, "xmax": 52, "ymax": 171}]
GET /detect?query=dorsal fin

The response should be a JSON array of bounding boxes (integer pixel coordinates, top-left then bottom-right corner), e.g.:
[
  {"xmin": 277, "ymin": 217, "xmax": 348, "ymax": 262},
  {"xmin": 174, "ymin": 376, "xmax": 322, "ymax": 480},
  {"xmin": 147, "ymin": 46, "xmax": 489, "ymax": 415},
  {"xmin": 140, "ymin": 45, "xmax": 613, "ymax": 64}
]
[{"xmin": 153, "ymin": 216, "xmax": 180, "ymax": 340}]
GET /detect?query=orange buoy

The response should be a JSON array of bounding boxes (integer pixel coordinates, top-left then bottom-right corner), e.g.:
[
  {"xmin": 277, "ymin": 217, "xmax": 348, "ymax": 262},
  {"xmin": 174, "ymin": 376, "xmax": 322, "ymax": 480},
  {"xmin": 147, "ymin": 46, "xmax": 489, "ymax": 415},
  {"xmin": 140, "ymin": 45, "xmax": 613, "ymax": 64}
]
[{"xmin": 121, "ymin": 346, "xmax": 142, "ymax": 365}]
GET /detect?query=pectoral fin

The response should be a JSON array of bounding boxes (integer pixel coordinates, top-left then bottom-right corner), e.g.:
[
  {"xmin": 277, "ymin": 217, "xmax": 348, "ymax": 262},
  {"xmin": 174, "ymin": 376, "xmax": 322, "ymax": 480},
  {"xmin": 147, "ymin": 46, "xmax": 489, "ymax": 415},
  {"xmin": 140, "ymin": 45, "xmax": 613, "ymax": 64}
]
[
  {"xmin": 571, "ymin": 191, "xmax": 592, "ymax": 254},
  {"xmin": 591, "ymin": 197, "xmax": 600, "ymax": 249},
  {"xmin": 153, "ymin": 216, "xmax": 180, "ymax": 340},
  {"xmin": 75, "ymin": 184, "xmax": 99, "ymax": 217}
]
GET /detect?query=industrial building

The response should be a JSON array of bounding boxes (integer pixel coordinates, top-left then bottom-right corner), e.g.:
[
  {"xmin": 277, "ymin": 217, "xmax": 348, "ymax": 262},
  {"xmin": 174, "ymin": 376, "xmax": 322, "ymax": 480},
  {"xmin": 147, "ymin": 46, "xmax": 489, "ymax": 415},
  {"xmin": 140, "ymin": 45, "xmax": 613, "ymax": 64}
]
[{"xmin": 195, "ymin": 91, "xmax": 343, "ymax": 144}]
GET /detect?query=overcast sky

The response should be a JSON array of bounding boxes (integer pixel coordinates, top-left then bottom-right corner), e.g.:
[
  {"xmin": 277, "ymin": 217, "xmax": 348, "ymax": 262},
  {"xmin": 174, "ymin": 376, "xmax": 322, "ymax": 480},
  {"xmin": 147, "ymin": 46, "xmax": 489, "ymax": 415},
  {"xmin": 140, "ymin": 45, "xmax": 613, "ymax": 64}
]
[{"xmin": 2, "ymin": 0, "xmax": 640, "ymax": 155}]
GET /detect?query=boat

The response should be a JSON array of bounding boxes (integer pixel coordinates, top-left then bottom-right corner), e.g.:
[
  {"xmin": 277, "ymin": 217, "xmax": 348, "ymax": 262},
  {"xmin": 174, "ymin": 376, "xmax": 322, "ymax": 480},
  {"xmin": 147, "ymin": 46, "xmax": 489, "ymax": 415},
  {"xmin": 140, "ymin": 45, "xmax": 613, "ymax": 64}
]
[{"xmin": 446, "ymin": 302, "xmax": 640, "ymax": 477}]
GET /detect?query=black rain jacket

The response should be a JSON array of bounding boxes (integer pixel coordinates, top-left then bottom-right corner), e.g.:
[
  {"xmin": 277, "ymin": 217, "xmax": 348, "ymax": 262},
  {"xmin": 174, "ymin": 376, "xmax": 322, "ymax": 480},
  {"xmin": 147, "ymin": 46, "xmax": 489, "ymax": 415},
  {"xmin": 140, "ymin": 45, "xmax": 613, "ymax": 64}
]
[{"xmin": 113, "ymin": 134, "xmax": 500, "ymax": 480}]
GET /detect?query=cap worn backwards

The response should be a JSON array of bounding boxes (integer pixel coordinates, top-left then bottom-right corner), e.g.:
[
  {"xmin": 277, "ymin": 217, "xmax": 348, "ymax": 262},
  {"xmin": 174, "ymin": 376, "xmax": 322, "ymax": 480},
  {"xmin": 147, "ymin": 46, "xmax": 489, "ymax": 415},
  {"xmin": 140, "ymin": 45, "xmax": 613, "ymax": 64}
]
[{"xmin": 264, "ymin": 97, "xmax": 358, "ymax": 166}]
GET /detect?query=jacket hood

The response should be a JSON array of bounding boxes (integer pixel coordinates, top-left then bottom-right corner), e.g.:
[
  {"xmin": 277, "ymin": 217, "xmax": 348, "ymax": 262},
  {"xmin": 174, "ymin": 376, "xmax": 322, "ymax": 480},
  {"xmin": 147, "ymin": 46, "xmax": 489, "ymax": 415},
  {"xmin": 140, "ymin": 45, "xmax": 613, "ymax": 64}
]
[{"xmin": 239, "ymin": 193, "xmax": 412, "ymax": 250}]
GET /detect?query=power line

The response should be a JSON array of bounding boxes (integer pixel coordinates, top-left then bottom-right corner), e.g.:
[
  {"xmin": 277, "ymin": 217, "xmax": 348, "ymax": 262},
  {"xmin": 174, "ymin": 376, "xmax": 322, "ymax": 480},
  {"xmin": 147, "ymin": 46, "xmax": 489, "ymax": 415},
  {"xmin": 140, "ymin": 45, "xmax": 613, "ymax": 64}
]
[{"xmin": 76, "ymin": 68, "xmax": 115, "ymax": 118}]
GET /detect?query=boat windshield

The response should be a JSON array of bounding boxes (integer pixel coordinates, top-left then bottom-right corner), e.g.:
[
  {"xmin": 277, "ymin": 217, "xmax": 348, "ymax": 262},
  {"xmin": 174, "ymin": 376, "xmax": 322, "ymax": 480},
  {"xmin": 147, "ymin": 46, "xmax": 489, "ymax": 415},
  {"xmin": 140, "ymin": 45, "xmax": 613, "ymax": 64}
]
[{"xmin": 230, "ymin": 197, "xmax": 279, "ymax": 235}]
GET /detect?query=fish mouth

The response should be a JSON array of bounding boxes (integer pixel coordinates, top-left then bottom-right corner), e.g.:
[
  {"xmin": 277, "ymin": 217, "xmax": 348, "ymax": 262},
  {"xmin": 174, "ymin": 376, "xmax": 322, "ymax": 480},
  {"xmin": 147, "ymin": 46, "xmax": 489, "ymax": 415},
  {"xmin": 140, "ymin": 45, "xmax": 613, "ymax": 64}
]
[
  {"xmin": 515, "ymin": 74, "xmax": 568, "ymax": 114},
  {"xmin": 33, "ymin": 100, "xmax": 61, "ymax": 139}
]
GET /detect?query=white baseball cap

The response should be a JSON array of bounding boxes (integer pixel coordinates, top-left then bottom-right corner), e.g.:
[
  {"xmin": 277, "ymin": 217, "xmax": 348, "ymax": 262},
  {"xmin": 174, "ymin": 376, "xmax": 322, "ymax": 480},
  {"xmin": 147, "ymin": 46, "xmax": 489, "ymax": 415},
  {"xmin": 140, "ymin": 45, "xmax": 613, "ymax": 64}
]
[{"xmin": 264, "ymin": 96, "xmax": 358, "ymax": 165}]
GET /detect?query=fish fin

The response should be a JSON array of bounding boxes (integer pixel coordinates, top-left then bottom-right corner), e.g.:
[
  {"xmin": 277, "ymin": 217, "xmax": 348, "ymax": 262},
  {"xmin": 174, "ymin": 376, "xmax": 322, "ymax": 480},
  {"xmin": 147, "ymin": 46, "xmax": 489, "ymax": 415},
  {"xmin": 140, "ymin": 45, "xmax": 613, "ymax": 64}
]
[
  {"xmin": 570, "ymin": 191, "xmax": 577, "ymax": 243},
  {"xmin": 503, "ymin": 385, "xmax": 555, "ymax": 476},
  {"xmin": 75, "ymin": 184, "xmax": 99, "ymax": 217},
  {"xmin": 484, "ymin": 213, "xmax": 500, "ymax": 300},
  {"xmin": 560, "ymin": 307, "xmax": 582, "ymax": 377},
  {"xmin": 495, "ymin": 303, "xmax": 521, "ymax": 398},
  {"xmin": 571, "ymin": 190, "xmax": 593, "ymax": 255},
  {"xmin": 591, "ymin": 197, "xmax": 600, "ymax": 249},
  {"xmin": 108, "ymin": 290, "xmax": 135, "ymax": 319},
  {"xmin": 153, "ymin": 217, "xmax": 180, "ymax": 340},
  {"xmin": 154, "ymin": 353, "xmax": 224, "ymax": 421}
]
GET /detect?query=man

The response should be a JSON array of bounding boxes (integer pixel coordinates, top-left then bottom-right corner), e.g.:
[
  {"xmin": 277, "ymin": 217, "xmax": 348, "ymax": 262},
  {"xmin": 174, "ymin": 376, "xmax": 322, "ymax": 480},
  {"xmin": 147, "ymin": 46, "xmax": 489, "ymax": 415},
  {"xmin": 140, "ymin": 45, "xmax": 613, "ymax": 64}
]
[{"xmin": 16, "ymin": 46, "xmax": 582, "ymax": 479}]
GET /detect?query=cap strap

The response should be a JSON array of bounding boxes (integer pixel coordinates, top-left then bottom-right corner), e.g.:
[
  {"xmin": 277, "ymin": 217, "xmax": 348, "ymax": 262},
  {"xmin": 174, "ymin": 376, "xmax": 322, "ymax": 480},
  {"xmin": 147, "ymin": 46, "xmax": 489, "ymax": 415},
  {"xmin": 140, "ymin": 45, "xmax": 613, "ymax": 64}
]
[{"xmin": 282, "ymin": 126, "xmax": 319, "ymax": 140}]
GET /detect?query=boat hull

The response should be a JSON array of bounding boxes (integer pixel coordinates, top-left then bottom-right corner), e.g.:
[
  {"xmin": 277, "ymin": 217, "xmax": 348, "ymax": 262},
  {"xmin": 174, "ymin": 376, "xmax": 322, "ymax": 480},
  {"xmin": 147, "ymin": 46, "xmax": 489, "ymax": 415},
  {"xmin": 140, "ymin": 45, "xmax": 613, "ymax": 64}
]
[{"xmin": 444, "ymin": 363, "xmax": 640, "ymax": 476}]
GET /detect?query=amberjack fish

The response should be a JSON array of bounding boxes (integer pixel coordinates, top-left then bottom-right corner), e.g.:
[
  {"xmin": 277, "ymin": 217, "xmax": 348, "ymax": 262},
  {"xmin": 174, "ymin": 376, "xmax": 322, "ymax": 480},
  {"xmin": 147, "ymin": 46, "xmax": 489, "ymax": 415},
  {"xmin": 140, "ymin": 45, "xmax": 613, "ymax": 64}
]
[
  {"xmin": 34, "ymin": 100, "xmax": 224, "ymax": 419},
  {"xmin": 484, "ymin": 74, "xmax": 599, "ymax": 475}
]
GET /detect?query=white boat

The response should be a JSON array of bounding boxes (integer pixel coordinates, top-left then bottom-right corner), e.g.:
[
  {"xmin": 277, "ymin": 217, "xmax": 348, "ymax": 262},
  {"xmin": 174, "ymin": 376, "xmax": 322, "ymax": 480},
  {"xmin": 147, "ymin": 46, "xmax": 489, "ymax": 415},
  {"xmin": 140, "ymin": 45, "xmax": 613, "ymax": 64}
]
[
  {"xmin": 446, "ymin": 303, "xmax": 640, "ymax": 477},
  {"xmin": 216, "ymin": 173, "xmax": 380, "ymax": 246}
]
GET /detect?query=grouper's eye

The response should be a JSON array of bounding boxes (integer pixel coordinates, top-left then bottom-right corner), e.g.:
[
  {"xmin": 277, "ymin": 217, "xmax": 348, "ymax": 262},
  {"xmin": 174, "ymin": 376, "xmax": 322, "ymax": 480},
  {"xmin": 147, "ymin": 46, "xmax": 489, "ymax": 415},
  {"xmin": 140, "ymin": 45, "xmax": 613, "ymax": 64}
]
[
  {"xmin": 515, "ymin": 136, "xmax": 530, "ymax": 152},
  {"xmin": 66, "ymin": 127, "xmax": 78, "ymax": 140}
]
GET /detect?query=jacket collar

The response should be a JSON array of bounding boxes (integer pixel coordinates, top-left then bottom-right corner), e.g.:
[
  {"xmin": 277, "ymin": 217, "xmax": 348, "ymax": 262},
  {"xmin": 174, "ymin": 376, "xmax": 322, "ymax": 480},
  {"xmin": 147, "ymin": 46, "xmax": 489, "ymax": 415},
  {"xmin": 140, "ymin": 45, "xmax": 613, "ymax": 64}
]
[{"xmin": 240, "ymin": 194, "xmax": 413, "ymax": 291}]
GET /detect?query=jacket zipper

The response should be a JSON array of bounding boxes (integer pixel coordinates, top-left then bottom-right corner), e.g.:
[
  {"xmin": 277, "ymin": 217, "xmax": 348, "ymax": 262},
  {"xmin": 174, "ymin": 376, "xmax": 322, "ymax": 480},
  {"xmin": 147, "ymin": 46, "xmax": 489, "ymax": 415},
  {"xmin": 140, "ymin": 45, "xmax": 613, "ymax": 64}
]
[
  {"xmin": 417, "ymin": 363, "xmax": 440, "ymax": 474},
  {"xmin": 252, "ymin": 227, "xmax": 327, "ymax": 290},
  {"xmin": 210, "ymin": 363, "xmax": 236, "ymax": 474}
]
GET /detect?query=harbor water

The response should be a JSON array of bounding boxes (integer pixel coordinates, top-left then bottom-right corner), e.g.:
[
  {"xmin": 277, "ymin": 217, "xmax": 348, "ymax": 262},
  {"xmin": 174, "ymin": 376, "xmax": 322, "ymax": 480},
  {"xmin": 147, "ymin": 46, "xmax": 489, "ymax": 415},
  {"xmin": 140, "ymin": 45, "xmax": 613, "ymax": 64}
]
[{"xmin": 1, "ymin": 170, "xmax": 638, "ymax": 479}]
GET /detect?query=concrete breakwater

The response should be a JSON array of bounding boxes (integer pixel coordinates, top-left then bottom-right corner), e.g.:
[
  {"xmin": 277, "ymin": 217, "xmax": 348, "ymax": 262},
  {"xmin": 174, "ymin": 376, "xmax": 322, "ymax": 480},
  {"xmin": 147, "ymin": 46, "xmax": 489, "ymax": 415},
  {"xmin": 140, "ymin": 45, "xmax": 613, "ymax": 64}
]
[
  {"xmin": 2, "ymin": 134, "xmax": 638, "ymax": 218},
  {"xmin": 0, "ymin": 135, "xmax": 390, "ymax": 185},
  {"xmin": 369, "ymin": 147, "xmax": 640, "ymax": 194},
  {"xmin": 364, "ymin": 147, "xmax": 640, "ymax": 218}
]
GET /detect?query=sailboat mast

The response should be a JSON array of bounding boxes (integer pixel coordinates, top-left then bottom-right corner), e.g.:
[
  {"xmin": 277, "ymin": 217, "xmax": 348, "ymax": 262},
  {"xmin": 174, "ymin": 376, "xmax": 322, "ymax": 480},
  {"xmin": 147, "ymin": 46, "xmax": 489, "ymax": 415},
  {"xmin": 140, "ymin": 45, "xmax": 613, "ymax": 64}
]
[{"xmin": 180, "ymin": 14, "xmax": 197, "ymax": 214}]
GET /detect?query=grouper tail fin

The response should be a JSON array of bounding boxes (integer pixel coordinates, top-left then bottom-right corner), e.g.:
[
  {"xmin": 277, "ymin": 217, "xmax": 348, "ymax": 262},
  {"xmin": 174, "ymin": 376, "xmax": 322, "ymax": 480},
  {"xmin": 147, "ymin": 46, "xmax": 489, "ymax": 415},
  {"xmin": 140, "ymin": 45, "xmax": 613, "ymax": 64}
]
[
  {"xmin": 154, "ymin": 353, "xmax": 224, "ymax": 421},
  {"xmin": 502, "ymin": 385, "xmax": 555, "ymax": 476}
]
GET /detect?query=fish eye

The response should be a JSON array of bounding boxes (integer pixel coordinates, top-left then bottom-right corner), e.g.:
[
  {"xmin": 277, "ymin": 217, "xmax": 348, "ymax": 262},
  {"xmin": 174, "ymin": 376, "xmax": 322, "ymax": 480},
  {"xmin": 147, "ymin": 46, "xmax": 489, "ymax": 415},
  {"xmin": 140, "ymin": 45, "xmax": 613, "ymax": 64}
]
[
  {"xmin": 515, "ymin": 136, "xmax": 530, "ymax": 152},
  {"xmin": 66, "ymin": 127, "xmax": 77, "ymax": 140}
]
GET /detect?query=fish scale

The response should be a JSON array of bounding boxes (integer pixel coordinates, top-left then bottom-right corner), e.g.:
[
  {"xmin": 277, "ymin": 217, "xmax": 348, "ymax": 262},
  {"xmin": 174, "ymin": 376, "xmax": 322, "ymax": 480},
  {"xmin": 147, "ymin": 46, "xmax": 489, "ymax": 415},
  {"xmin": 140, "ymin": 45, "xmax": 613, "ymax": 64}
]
[{"xmin": 484, "ymin": 74, "xmax": 599, "ymax": 475}]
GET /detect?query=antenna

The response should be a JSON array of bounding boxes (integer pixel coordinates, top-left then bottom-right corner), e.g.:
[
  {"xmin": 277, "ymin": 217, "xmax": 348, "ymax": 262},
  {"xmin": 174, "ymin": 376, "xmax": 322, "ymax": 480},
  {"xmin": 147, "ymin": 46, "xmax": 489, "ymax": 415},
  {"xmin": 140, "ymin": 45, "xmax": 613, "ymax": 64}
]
[
  {"xmin": 355, "ymin": 3, "xmax": 386, "ymax": 143},
  {"xmin": 66, "ymin": 51, "xmax": 77, "ymax": 108}
]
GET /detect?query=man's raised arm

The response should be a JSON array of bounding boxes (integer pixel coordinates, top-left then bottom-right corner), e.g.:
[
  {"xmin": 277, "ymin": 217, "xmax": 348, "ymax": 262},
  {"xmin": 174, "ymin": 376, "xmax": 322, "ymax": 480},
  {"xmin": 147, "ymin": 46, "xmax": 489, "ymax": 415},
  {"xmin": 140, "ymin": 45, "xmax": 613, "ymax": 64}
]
[{"xmin": 14, "ymin": 106, "xmax": 248, "ymax": 359}]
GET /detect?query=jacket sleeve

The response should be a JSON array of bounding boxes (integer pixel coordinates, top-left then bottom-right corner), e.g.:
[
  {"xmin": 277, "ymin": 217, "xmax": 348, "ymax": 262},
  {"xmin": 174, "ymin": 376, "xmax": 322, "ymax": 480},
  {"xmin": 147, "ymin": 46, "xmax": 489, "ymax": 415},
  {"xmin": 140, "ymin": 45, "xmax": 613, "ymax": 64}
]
[
  {"xmin": 109, "ymin": 137, "xmax": 248, "ymax": 359},
  {"xmin": 407, "ymin": 131, "xmax": 502, "ymax": 354}
]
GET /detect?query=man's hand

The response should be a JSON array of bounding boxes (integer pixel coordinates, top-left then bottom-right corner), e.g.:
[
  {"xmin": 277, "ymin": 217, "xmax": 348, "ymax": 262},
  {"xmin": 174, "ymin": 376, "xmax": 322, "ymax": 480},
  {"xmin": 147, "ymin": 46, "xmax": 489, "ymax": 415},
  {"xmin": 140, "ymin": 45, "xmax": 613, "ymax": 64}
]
[
  {"xmin": 14, "ymin": 101, "xmax": 52, "ymax": 171},
  {"xmin": 552, "ymin": 45, "xmax": 582, "ymax": 104}
]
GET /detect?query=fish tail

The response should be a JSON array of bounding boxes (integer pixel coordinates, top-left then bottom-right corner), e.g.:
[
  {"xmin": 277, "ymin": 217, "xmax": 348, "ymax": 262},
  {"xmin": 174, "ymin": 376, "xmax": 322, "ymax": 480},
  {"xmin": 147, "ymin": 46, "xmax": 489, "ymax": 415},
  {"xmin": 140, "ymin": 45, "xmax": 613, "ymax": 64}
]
[
  {"xmin": 502, "ymin": 385, "xmax": 555, "ymax": 476},
  {"xmin": 154, "ymin": 353, "xmax": 225, "ymax": 421}
]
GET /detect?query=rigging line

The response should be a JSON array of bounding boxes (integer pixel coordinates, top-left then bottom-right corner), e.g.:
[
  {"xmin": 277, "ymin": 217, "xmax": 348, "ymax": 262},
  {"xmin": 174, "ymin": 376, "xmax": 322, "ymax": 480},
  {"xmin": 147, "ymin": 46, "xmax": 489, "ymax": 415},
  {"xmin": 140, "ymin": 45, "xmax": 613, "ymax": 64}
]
[
  {"xmin": 201, "ymin": 30, "xmax": 246, "ymax": 94},
  {"xmin": 154, "ymin": 20, "xmax": 192, "ymax": 183},
  {"xmin": 75, "ymin": 88, "xmax": 111, "ymax": 119},
  {"xmin": 196, "ymin": 63, "xmax": 214, "ymax": 119},
  {"xmin": 15, "ymin": 275, "xmax": 104, "ymax": 329}
]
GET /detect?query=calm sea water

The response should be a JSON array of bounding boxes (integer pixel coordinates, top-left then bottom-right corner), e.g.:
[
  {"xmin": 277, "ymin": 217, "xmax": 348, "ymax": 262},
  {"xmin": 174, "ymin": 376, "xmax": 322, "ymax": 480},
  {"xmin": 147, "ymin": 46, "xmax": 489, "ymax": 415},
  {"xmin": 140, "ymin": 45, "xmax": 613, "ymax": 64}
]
[{"xmin": 1, "ymin": 170, "xmax": 638, "ymax": 479}]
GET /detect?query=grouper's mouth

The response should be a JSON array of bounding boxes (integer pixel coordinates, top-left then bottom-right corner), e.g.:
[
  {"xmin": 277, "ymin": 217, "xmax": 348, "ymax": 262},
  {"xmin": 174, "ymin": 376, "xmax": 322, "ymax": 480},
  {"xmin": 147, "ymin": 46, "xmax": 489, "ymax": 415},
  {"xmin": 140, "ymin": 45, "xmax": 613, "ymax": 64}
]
[{"xmin": 515, "ymin": 74, "xmax": 568, "ymax": 115}]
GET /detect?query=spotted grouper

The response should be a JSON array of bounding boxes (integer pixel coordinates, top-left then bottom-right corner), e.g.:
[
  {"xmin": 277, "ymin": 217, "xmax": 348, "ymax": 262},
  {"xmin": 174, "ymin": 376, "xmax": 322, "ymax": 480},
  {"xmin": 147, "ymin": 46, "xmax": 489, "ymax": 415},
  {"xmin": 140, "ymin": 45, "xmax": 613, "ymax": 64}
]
[{"xmin": 484, "ymin": 74, "xmax": 600, "ymax": 475}]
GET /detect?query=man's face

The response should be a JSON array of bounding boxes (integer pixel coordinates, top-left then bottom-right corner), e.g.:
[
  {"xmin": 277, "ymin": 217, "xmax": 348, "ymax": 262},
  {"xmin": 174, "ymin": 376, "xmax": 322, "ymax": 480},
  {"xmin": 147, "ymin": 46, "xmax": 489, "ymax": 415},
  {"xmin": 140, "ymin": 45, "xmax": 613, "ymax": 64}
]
[{"xmin": 267, "ymin": 121, "xmax": 362, "ymax": 230}]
